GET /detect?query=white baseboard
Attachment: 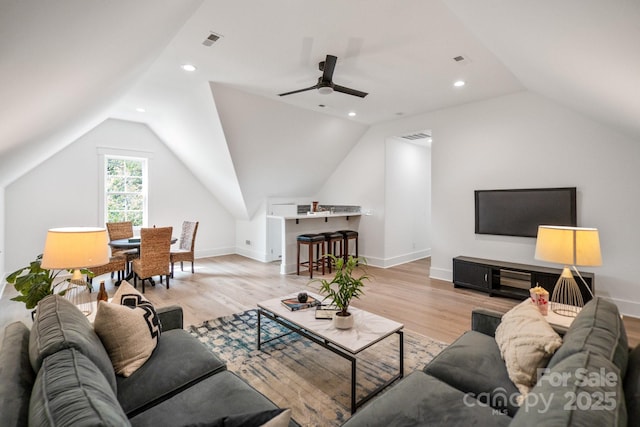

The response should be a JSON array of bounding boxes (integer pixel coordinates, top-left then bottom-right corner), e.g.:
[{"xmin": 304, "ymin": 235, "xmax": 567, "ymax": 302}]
[
  {"xmin": 234, "ymin": 247, "xmax": 269, "ymax": 263},
  {"xmin": 194, "ymin": 247, "xmax": 235, "ymax": 259},
  {"xmin": 430, "ymin": 266, "xmax": 452, "ymax": 282},
  {"xmin": 269, "ymin": 251, "xmax": 432, "ymax": 273},
  {"xmin": 606, "ymin": 297, "xmax": 640, "ymax": 319},
  {"xmin": 384, "ymin": 250, "xmax": 431, "ymax": 268},
  {"xmin": 359, "ymin": 250, "xmax": 431, "ymax": 269}
]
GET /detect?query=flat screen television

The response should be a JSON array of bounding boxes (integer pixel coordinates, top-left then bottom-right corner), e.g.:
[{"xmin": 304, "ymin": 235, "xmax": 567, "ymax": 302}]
[{"xmin": 475, "ymin": 187, "xmax": 577, "ymax": 238}]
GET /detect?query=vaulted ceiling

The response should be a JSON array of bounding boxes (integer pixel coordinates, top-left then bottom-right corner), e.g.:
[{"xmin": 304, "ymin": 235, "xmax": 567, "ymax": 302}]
[{"xmin": 1, "ymin": 0, "xmax": 638, "ymax": 219}]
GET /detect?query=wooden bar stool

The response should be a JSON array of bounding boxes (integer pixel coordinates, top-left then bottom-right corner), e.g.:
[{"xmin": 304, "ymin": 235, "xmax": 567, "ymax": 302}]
[
  {"xmin": 337, "ymin": 230, "xmax": 359, "ymax": 262},
  {"xmin": 320, "ymin": 232, "xmax": 344, "ymax": 273},
  {"xmin": 296, "ymin": 234, "xmax": 326, "ymax": 278}
]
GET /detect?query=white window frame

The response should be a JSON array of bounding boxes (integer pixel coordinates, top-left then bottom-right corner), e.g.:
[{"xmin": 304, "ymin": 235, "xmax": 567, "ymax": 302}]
[{"xmin": 98, "ymin": 148, "xmax": 151, "ymax": 229}]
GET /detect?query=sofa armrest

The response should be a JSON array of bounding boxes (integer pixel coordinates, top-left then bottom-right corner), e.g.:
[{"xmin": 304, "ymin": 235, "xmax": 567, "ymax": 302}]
[
  {"xmin": 471, "ymin": 308, "xmax": 504, "ymax": 337},
  {"xmin": 158, "ymin": 305, "xmax": 183, "ymax": 331}
]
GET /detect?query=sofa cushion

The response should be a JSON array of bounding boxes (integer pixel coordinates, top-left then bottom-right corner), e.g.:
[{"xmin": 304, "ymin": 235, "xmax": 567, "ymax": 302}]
[
  {"xmin": 0, "ymin": 322, "xmax": 35, "ymax": 427},
  {"xmin": 341, "ymin": 371, "xmax": 511, "ymax": 427},
  {"xmin": 29, "ymin": 348, "xmax": 131, "ymax": 426},
  {"xmin": 494, "ymin": 301, "xmax": 562, "ymax": 400},
  {"xmin": 424, "ymin": 330, "xmax": 520, "ymax": 416},
  {"xmin": 510, "ymin": 351, "xmax": 626, "ymax": 427},
  {"xmin": 548, "ymin": 297, "xmax": 628, "ymax": 376},
  {"xmin": 624, "ymin": 345, "xmax": 640, "ymax": 427},
  {"xmin": 185, "ymin": 408, "xmax": 292, "ymax": 427},
  {"xmin": 29, "ymin": 294, "xmax": 117, "ymax": 393},
  {"xmin": 117, "ymin": 328, "xmax": 226, "ymax": 417},
  {"xmin": 129, "ymin": 371, "xmax": 297, "ymax": 427}
]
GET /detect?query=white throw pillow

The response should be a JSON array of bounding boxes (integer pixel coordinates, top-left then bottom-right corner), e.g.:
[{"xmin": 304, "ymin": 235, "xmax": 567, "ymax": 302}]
[
  {"xmin": 495, "ymin": 300, "xmax": 563, "ymax": 402},
  {"xmin": 94, "ymin": 281, "xmax": 161, "ymax": 377},
  {"xmin": 261, "ymin": 408, "xmax": 291, "ymax": 427}
]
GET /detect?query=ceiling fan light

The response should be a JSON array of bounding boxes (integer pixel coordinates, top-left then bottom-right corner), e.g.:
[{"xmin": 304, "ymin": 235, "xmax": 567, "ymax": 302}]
[{"xmin": 318, "ymin": 86, "xmax": 333, "ymax": 95}]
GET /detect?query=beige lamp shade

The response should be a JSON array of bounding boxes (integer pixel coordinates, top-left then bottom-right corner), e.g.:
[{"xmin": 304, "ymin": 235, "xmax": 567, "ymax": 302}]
[
  {"xmin": 40, "ymin": 227, "xmax": 109, "ymax": 270},
  {"xmin": 534, "ymin": 225, "xmax": 602, "ymax": 267}
]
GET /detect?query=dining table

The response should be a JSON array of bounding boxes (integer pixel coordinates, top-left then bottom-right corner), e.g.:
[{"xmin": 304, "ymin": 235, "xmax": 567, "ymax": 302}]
[{"xmin": 108, "ymin": 236, "xmax": 177, "ymax": 286}]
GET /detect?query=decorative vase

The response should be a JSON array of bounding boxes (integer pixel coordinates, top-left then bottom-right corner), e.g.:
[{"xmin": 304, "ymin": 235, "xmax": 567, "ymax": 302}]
[
  {"xmin": 97, "ymin": 281, "xmax": 109, "ymax": 303},
  {"xmin": 333, "ymin": 312, "xmax": 354, "ymax": 329},
  {"xmin": 297, "ymin": 292, "xmax": 308, "ymax": 303},
  {"xmin": 312, "ymin": 201, "xmax": 319, "ymax": 212}
]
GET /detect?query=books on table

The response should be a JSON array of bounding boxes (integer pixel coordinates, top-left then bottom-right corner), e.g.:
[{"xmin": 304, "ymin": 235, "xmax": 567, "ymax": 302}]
[
  {"xmin": 315, "ymin": 304, "xmax": 340, "ymax": 319},
  {"xmin": 280, "ymin": 296, "xmax": 321, "ymax": 311}
]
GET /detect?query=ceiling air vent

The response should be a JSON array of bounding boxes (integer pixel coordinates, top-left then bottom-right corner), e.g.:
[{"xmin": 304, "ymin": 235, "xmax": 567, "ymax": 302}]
[
  {"xmin": 453, "ymin": 54, "xmax": 471, "ymax": 65},
  {"xmin": 202, "ymin": 32, "xmax": 222, "ymax": 47},
  {"xmin": 401, "ymin": 132, "xmax": 431, "ymax": 141}
]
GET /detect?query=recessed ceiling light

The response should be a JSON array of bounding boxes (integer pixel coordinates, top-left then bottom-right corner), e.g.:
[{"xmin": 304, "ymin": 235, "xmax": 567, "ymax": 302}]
[
  {"xmin": 348, "ymin": 111, "xmax": 356, "ymax": 117},
  {"xmin": 135, "ymin": 107, "xmax": 146, "ymax": 113},
  {"xmin": 454, "ymin": 80, "xmax": 466, "ymax": 87},
  {"xmin": 181, "ymin": 64, "xmax": 197, "ymax": 72}
]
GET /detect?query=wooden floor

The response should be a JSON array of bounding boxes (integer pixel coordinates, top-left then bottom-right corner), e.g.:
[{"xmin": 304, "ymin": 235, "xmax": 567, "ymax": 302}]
[{"xmin": 2, "ymin": 255, "xmax": 640, "ymax": 347}]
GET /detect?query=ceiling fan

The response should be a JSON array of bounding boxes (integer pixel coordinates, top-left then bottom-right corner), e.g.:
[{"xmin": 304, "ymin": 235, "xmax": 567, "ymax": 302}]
[{"xmin": 279, "ymin": 54, "xmax": 368, "ymax": 98}]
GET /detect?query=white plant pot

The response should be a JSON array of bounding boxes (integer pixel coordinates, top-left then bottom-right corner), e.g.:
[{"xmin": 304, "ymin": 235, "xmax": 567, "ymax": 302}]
[{"xmin": 333, "ymin": 312, "xmax": 354, "ymax": 329}]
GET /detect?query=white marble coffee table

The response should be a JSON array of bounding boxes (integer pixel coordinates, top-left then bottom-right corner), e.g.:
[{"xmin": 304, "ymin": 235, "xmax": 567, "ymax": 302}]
[{"xmin": 257, "ymin": 292, "xmax": 404, "ymax": 413}]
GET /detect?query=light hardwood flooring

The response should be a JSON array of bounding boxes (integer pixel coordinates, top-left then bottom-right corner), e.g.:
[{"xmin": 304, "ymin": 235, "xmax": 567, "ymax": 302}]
[{"xmin": 2, "ymin": 255, "xmax": 640, "ymax": 347}]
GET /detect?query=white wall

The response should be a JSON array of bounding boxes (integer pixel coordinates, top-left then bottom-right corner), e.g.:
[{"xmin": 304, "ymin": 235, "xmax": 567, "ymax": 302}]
[
  {"xmin": 235, "ymin": 201, "xmax": 268, "ymax": 262},
  {"xmin": 384, "ymin": 138, "xmax": 431, "ymax": 266},
  {"xmin": 314, "ymin": 128, "xmax": 433, "ymax": 268},
  {"xmin": 319, "ymin": 90, "xmax": 640, "ymax": 316},
  {"xmin": 5, "ymin": 119, "xmax": 236, "ymax": 272},
  {"xmin": 314, "ymin": 127, "xmax": 387, "ymax": 265},
  {"xmin": 0, "ymin": 187, "xmax": 5, "ymax": 294}
]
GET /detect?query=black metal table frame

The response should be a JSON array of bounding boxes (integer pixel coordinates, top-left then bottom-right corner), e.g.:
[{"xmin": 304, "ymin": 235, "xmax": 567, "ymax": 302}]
[{"xmin": 257, "ymin": 307, "xmax": 404, "ymax": 414}]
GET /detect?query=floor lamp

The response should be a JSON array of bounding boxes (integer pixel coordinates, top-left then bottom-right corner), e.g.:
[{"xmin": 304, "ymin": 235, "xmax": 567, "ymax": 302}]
[
  {"xmin": 534, "ymin": 225, "xmax": 602, "ymax": 317},
  {"xmin": 40, "ymin": 227, "xmax": 109, "ymax": 315}
]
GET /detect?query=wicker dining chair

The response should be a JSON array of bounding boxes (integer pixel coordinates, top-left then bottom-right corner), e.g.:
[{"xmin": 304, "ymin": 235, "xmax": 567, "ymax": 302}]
[
  {"xmin": 87, "ymin": 255, "xmax": 127, "ymax": 286},
  {"xmin": 170, "ymin": 221, "xmax": 199, "ymax": 278},
  {"xmin": 106, "ymin": 221, "xmax": 139, "ymax": 273},
  {"xmin": 131, "ymin": 226, "xmax": 172, "ymax": 293}
]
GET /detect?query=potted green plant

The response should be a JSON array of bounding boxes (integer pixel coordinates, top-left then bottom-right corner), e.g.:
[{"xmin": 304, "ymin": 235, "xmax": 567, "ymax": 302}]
[
  {"xmin": 315, "ymin": 255, "xmax": 368, "ymax": 329},
  {"xmin": 6, "ymin": 254, "xmax": 92, "ymax": 314}
]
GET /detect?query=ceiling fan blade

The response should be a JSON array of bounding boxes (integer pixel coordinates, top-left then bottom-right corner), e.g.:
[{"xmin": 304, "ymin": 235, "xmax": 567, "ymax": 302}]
[
  {"xmin": 321, "ymin": 55, "xmax": 337, "ymax": 82},
  {"xmin": 278, "ymin": 84, "xmax": 318, "ymax": 97},
  {"xmin": 333, "ymin": 85, "xmax": 368, "ymax": 98}
]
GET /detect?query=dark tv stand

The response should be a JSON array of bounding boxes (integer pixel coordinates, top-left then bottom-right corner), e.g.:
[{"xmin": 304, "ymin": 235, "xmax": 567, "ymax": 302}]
[{"xmin": 452, "ymin": 256, "xmax": 595, "ymax": 302}]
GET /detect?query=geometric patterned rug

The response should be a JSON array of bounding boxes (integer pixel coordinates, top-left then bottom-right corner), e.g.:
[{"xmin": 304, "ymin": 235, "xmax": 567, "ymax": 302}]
[{"xmin": 189, "ymin": 309, "xmax": 448, "ymax": 426}]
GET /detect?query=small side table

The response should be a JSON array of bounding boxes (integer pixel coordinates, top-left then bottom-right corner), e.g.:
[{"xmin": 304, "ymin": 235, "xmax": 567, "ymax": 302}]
[{"xmin": 543, "ymin": 307, "xmax": 581, "ymax": 329}]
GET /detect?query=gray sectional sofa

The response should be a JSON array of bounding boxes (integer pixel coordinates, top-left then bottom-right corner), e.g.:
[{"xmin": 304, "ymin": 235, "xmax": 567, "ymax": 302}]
[
  {"xmin": 0, "ymin": 295, "xmax": 297, "ymax": 426},
  {"xmin": 343, "ymin": 297, "xmax": 639, "ymax": 426}
]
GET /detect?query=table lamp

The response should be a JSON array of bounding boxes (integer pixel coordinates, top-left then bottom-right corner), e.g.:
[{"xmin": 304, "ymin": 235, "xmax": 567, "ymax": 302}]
[
  {"xmin": 40, "ymin": 227, "xmax": 109, "ymax": 314},
  {"xmin": 534, "ymin": 225, "xmax": 602, "ymax": 317}
]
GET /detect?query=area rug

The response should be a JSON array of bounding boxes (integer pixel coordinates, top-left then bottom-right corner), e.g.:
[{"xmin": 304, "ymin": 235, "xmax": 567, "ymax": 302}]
[{"xmin": 189, "ymin": 310, "xmax": 447, "ymax": 426}]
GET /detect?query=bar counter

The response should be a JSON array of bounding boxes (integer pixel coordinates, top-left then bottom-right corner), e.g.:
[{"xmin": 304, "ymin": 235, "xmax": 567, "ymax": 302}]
[{"xmin": 267, "ymin": 212, "xmax": 361, "ymax": 274}]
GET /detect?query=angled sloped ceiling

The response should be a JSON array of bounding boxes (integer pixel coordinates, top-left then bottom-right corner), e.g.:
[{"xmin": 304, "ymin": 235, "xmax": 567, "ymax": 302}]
[
  {"xmin": 443, "ymin": 0, "xmax": 640, "ymax": 139},
  {"xmin": 0, "ymin": 0, "xmax": 203, "ymax": 187},
  {"xmin": 210, "ymin": 83, "xmax": 369, "ymax": 218}
]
